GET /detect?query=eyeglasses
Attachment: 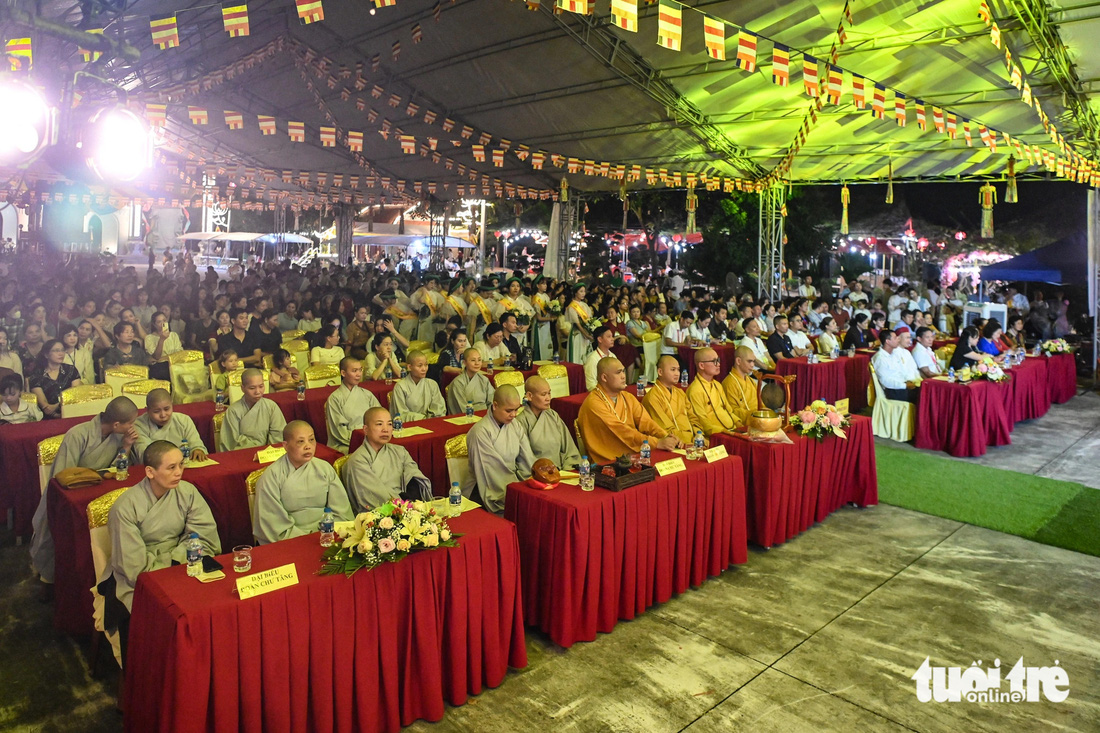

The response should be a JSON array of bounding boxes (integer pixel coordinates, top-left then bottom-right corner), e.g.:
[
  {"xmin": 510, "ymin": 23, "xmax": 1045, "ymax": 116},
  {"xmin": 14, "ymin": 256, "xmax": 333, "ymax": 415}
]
[{"xmin": 699, "ymin": 358, "xmax": 721, "ymax": 365}]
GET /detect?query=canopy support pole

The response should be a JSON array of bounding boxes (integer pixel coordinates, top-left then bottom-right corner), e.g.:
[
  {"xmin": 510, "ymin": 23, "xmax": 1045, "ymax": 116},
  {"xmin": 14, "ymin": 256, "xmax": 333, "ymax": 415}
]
[
  {"xmin": 1088, "ymin": 189, "xmax": 1098, "ymax": 386},
  {"xmin": 478, "ymin": 201, "xmax": 487, "ymax": 275},
  {"xmin": 334, "ymin": 203, "xmax": 353, "ymax": 266},
  {"xmin": 757, "ymin": 186, "xmax": 786, "ymax": 302}
]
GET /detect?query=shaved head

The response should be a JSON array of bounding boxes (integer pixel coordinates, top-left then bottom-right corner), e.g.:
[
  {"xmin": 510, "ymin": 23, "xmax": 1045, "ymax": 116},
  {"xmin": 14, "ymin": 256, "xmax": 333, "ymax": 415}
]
[
  {"xmin": 103, "ymin": 396, "xmax": 138, "ymax": 424},
  {"xmin": 282, "ymin": 419, "xmax": 313, "ymax": 442},
  {"xmin": 145, "ymin": 388, "xmax": 172, "ymax": 409},
  {"xmin": 656, "ymin": 355, "xmax": 678, "ymax": 370},
  {"xmin": 241, "ymin": 368, "xmax": 264, "ymax": 386},
  {"xmin": 694, "ymin": 348, "xmax": 717, "ymax": 365},
  {"xmin": 734, "ymin": 345, "xmax": 755, "ymax": 361},
  {"xmin": 494, "ymin": 384, "xmax": 521, "ymax": 406},
  {"xmin": 524, "ymin": 375, "xmax": 549, "ymax": 394},
  {"xmin": 364, "ymin": 405, "xmax": 390, "ymax": 423},
  {"xmin": 596, "ymin": 356, "xmax": 623, "ymax": 378}
]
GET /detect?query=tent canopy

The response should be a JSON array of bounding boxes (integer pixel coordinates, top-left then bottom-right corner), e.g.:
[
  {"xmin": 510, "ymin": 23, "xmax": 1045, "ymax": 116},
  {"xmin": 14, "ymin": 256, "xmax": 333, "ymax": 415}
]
[
  {"xmin": 353, "ymin": 234, "xmax": 475, "ymax": 248},
  {"xmin": 980, "ymin": 231, "xmax": 1088, "ymax": 284}
]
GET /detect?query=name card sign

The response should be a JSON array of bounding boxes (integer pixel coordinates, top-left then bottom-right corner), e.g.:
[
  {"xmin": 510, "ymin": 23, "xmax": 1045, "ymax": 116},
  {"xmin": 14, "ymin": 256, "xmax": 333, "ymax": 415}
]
[
  {"xmin": 236, "ymin": 563, "xmax": 299, "ymax": 600},
  {"xmin": 654, "ymin": 457, "xmax": 686, "ymax": 476},
  {"xmin": 703, "ymin": 444, "xmax": 728, "ymax": 463},
  {"xmin": 835, "ymin": 398, "xmax": 850, "ymax": 416},
  {"xmin": 393, "ymin": 426, "xmax": 433, "ymax": 438},
  {"xmin": 256, "ymin": 445, "xmax": 286, "ymax": 464}
]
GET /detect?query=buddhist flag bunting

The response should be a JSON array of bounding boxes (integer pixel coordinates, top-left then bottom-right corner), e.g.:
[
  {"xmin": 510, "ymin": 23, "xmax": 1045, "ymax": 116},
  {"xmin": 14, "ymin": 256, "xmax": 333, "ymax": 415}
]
[
  {"xmin": 802, "ymin": 55, "xmax": 819, "ymax": 97},
  {"xmin": 611, "ymin": 0, "xmax": 638, "ymax": 32},
  {"xmin": 656, "ymin": 0, "xmax": 682, "ymax": 51},
  {"xmin": 845, "ymin": 1, "xmax": 854, "ymax": 24},
  {"xmin": 400, "ymin": 135, "xmax": 416, "ymax": 154},
  {"xmin": 5, "ymin": 38, "xmax": 31, "ymax": 70},
  {"xmin": 412, "ymin": 23, "xmax": 422, "ymax": 43},
  {"xmin": 373, "ymin": 0, "xmax": 396, "ymax": 7},
  {"xmin": 296, "ymin": 0, "xmax": 324, "ymax": 24},
  {"xmin": 894, "ymin": 93, "xmax": 906, "ymax": 126},
  {"xmin": 79, "ymin": 29, "xmax": 104, "ymax": 63},
  {"xmin": 224, "ymin": 111, "xmax": 243, "ymax": 129},
  {"xmin": 1009, "ymin": 64, "xmax": 1022, "ymax": 89},
  {"xmin": 736, "ymin": 31, "xmax": 757, "ymax": 71},
  {"xmin": 871, "ymin": 84, "xmax": 885, "ymax": 118},
  {"xmin": 472, "ymin": 144, "xmax": 485, "ymax": 161},
  {"xmin": 1022, "ymin": 81, "xmax": 1032, "ymax": 105},
  {"xmin": 347, "ymin": 130, "xmax": 363, "ymax": 151},
  {"xmin": 946, "ymin": 113, "xmax": 957, "ymax": 139},
  {"xmin": 915, "ymin": 101, "xmax": 926, "ymax": 131},
  {"xmin": 979, "ymin": 125, "xmax": 992, "ymax": 148},
  {"xmin": 188, "ymin": 107, "xmax": 208, "ymax": 125},
  {"xmin": 150, "ymin": 15, "xmax": 179, "ymax": 49},
  {"xmin": 989, "ymin": 22, "xmax": 1001, "ymax": 48},
  {"xmin": 492, "ymin": 149, "xmax": 505, "ymax": 167},
  {"xmin": 288, "ymin": 121, "xmax": 305, "ymax": 142},
  {"xmin": 963, "ymin": 119, "xmax": 972, "ymax": 146},
  {"xmin": 531, "ymin": 151, "xmax": 546, "ymax": 169},
  {"xmin": 933, "ymin": 106, "xmax": 945, "ymax": 133},
  {"xmin": 702, "ymin": 17, "xmax": 724, "ymax": 60},
  {"xmin": 826, "ymin": 66, "xmax": 842, "ymax": 104},
  {"xmin": 320, "ymin": 127, "xmax": 336, "ymax": 147},
  {"xmin": 258, "ymin": 115, "xmax": 276, "ymax": 135},
  {"xmin": 851, "ymin": 74, "xmax": 865, "ymax": 108},
  {"xmin": 146, "ymin": 103, "xmax": 167, "ymax": 127},
  {"xmin": 392, "ymin": 40, "xmax": 400, "ymax": 60},
  {"xmin": 556, "ymin": 0, "xmax": 592, "ymax": 14},
  {"xmin": 222, "ymin": 4, "xmax": 249, "ymax": 36},
  {"xmin": 978, "ymin": 0, "xmax": 991, "ymax": 23},
  {"xmin": 772, "ymin": 44, "xmax": 790, "ymax": 86}
]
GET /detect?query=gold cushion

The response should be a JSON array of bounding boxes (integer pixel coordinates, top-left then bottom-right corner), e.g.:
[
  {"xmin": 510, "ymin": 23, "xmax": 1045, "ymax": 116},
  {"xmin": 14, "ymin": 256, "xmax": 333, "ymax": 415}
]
[
  {"xmin": 281, "ymin": 330, "xmax": 305, "ymax": 342},
  {"xmin": 121, "ymin": 379, "xmax": 171, "ymax": 396},
  {"xmin": 212, "ymin": 412, "xmax": 225, "ymax": 432},
  {"xmin": 283, "ymin": 339, "xmax": 309, "ymax": 353},
  {"xmin": 86, "ymin": 486, "xmax": 130, "ymax": 529},
  {"xmin": 641, "ymin": 331, "xmax": 663, "ymax": 342},
  {"xmin": 425, "ymin": 352, "xmax": 440, "ymax": 365},
  {"xmin": 104, "ymin": 364, "xmax": 149, "ymax": 380},
  {"xmin": 61, "ymin": 384, "xmax": 114, "ymax": 405},
  {"xmin": 537, "ymin": 364, "xmax": 568, "ymax": 379},
  {"xmin": 444, "ymin": 434, "xmax": 468, "ymax": 459},
  {"xmin": 21, "ymin": 392, "xmax": 36, "ymax": 404},
  {"xmin": 38, "ymin": 434, "xmax": 65, "ymax": 466},
  {"xmin": 168, "ymin": 350, "xmax": 204, "ymax": 365},
  {"xmin": 305, "ymin": 364, "xmax": 340, "ymax": 381},
  {"xmin": 493, "ymin": 370, "xmax": 525, "ymax": 388},
  {"xmin": 408, "ymin": 340, "xmax": 432, "ymax": 354}
]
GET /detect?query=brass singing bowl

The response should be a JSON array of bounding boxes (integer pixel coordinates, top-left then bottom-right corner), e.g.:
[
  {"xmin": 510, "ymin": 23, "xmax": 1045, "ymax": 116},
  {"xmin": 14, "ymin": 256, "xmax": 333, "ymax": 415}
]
[{"xmin": 748, "ymin": 409, "xmax": 782, "ymax": 433}]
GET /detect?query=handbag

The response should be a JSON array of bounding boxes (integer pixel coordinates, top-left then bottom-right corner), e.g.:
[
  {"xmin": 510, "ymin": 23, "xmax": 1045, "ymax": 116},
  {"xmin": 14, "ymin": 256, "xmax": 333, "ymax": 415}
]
[{"xmin": 54, "ymin": 467, "xmax": 104, "ymax": 489}]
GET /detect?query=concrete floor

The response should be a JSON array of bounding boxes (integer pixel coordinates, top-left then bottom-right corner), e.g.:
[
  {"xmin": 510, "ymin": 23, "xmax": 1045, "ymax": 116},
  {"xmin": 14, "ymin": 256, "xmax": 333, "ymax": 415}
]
[{"xmin": 1, "ymin": 394, "xmax": 1098, "ymax": 733}]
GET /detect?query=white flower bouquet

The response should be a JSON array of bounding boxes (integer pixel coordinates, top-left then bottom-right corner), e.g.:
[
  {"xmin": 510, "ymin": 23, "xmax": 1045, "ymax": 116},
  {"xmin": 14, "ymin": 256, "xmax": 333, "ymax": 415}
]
[
  {"xmin": 1040, "ymin": 339, "xmax": 1072, "ymax": 354},
  {"xmin": 319, "ymin": 499, "xmax": 459, "ymax": 577},
  {"xmin": 789, "ymin": 400, "xmax": 850, "ymax": 441}
]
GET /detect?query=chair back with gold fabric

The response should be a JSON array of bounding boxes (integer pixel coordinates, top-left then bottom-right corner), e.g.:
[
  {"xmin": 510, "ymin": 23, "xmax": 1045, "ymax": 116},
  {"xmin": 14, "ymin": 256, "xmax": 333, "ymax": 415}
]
[
  {"xmin": 407, "ymin": 340, "xmax": 432, "ymax": 355},
  {"xmin": 641, "ymin": 331, "xmax": 662, "ymax": 383},
  {"xmin": 867, "ymin": 363, "xmax": 916, "ymax": 442},
  {"xmin": 492, "ymin": 370, "xmax": 525, "ymax": 389},
  {"xmin": 537, "ymin": 363, "xmax": 571, "ymax": 399},
  {"xmin": 104, "ymin": 364, "xmax": 149, "ymax": 396},
  {"xmin": 281, "ymin": 329, "xmax": 305, "ymax": 342},
  {"xmin": 169, "ymin": 350, "xmax": 211, "ymax": 404},
  {"xmin": 573, "ymin": 418, "xmax": 586, "ymax": 457},
  {"xmin": 212, "ymin": 412, "xmax": 225, "ymax": 452},
  {"xmin": 227, "ymin": 368, "xmax": 271, "ymax": 404},
  {"xmin": 444, "ymin": 434, "xmax": 472, "ymax": 497},
  {"xmin": 262, "ymin": 354, "xmax": 274, "ymax": 370},
  {"xmin": 245, "ymin": 467, "xmax": 266, "ymax": 526},
  {"xmin": 88, "ymin": 486, "xmax": 128, "ymax": 668},
  {"xmin": 304, "ymin": 364, "xmax": 341, "ymax": 390},
  {"xmin": 283, "ymin": 339, "xmax": 309, "ymax": 358},
  {"xmin": 37, "ymin": 434, "xmax": 65, "ymax": 495},
  {"xmin": 425, "ymin": 352, "xmax": 440, "ymax": 365},
  {"xmin": 120, "ymin": 379, "xmax": 171, "ymax": 410},
  {"xmin": 333, "ymin": 454, "xmax": 350, "ymax": 482},
  {"xmin": 22, "ymin": 392, "xmax": 36, "ymax": 404},
  {"xmin": 61, "ymin": 384, "xmax": 115, "ymax": 419},
  {"xmin": 934, "ymin": 345, "xmax": 956, "ymax": 371}
]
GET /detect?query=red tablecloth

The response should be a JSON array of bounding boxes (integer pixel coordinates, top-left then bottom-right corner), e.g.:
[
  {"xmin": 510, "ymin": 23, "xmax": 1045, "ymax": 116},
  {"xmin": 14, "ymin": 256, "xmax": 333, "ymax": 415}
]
[
  {"xmin": 915, "ymin": 378, "xmax": 1013, "ymax": 457},
  {"xmin": 843, "ymin": 352, "xmax": 872, "ymax": 414},
  {"xmin": 504, "ymin": 452, "xmax": 747, "ymax": 648},
  {"xmin": 550, "ymin": 384, "xmax": 640, "ymax": 435},
  {"xmin": 348, "ymin": 412, "xmax": 486, "ymax": 497},
  {"xmin": 125, "ymin": 510, "xmax": 527, "ymax": 733},
  {"xmin": 1004, "ymin": 357, "xmax": 1051, "ymax": 424},
  {"xmin": 776, "ymin": 356, "xmax": 848, "ymax": 411},
  {"xmin": 49, "ymin": 444, "xmax": 340, "ymax": 636},
  {"xmin": 1046, "ymin": 352, "xmax": 1077, "ymax": 404},
  {"xmin": 0, "ymin": 401, "xmax": 216, "ymax": 539},
  {"xmin": 440, "ymin": 362, "xmax": 584, "ymax": 395},
  {"xmin": 678, "ymin": 342, "xmax": 737, "ymax": 381},
  {"xmin": 712, "ymin": 416, "xmax": 877, "ymax": 548}
]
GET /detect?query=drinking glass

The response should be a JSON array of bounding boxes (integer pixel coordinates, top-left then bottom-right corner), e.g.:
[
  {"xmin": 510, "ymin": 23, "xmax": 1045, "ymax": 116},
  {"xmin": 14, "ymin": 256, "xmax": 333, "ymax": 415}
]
[{"xmin": 233, "ymin": 545, "xmax": 253, "ymax": 573}]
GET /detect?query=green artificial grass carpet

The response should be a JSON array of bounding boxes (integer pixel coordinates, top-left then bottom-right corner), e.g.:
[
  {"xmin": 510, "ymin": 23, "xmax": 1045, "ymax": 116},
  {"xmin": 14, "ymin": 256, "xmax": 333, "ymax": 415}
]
[{"xmin": 875, "ymin": 444, "xmax": 1100, "ymax": 557}]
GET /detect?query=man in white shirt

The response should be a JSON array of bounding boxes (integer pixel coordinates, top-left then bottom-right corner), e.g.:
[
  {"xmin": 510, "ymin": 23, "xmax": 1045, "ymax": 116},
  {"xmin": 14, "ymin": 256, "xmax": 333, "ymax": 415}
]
[
  {"xmin": 848, "ymin": 281, "xmax": 869, "ymax": 305},
  {"xmin": 787, "ymin": 315, "xmax": 814, "ymax": 355},
  {"xmin": 798, "ymin": 276, "xmax": 817, "ymax": 298},
  {"xmin": 584, "ymin": 326, "xmax": 617, "ymax": 390},
  {"xmin": 806, "ymin": 299, "xmax": 830, "ymax": 335},
  {"xmin": 737, "ymin": 318, "xmax": 774, "ymax": 371},
  {"xmin": 661, "ymin": 311, "xmax": 694, "ymax": 357},
  {"xmin": 911, "ymin": 327, "xmax": 942, "ymax": 379},
  {"xmin": 871, "ymin": 329, "xmax": 921, "ymax": 403},
  {"xmin": 1005, "ymin": 286, "xmax": 1029, "ymax": 315}
]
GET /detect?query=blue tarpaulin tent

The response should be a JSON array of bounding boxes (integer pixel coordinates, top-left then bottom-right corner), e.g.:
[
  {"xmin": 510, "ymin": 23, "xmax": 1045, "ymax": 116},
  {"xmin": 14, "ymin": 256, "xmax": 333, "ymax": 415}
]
[{"xmin": 980, "ymin": 232, "xmax": 1088, "ymax": 285}]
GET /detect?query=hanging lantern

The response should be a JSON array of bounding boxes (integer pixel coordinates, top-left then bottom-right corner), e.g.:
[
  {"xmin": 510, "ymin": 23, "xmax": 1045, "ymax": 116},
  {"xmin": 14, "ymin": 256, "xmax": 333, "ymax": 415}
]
[
  {"xmin": 979, "ymin": 182, "xmax": 997, "ymax": 238},
  {"xmin": 1005, "ymin": 155, "xmax": 1018, "ymax": 203},
  {"xmin": 885, "ymin": 160, "xmax": 894, "ymax": 204},
  {"xmin": 840, "ymin": 183, "xmax": 850, "ymax": 235}
]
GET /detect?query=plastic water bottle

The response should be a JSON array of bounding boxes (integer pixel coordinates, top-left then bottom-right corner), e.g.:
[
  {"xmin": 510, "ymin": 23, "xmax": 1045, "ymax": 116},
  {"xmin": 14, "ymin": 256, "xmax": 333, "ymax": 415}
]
[
  {"xmin": 392, "ymin": 413, "xmax": 403, "ymax": 432},
  {"xmin": 401, "ymin": 367, "xmax": 408, "ymax": 380},
  {"xmin": 114, "ymin": 449, "xmax": 129, "ymax": 481},
  {"xmin": 680, "ymin": 368, "xmax": 689, "ymax": 388},
  {"xmin": 215, "ymin": 388, "xmax": 226, "ymax": 412},
  {"xmin": 832, "ymin": 346, "xmax": 839, "ymax": 359},
  {"xmin": 692, "ymin": 431, "xmax": 705, "ymax": 460},
  {"xmin": 948, "ymin": 367, "xmax": 956, "ymax": 383},
  {"xmin": 639, "ymin": 439, "xmax": 651, "ymax": 467},
  {"xmin": 319, "ymin": 507, "xmax": 335, "ymax": 547},
  {"xmin": 579, "ymin": 455, "xmax": 594, "ymax": 491},
  {"xmin": 487, "ymin": 358, "xmax": 494, "ymax": 374},
  {"xmin": 180, "ymin": 438, "xmax": 191, "ymax": 464},
  {"xmin": 448, "ymin": 481, "xmax": 463, "ymax": 516},
  {"xmin": 552, "ymin": 352, "xmax": 560, "ymax": 365},
  {"xmin": 186, "ymin": 532, "xmax": 203, "ymax": 577},
  {"xmin": 465, "ymin": 400, "xmax": 474, "ymax": 418},
  {"xmin": 636, "ymin": 378, "xmax": 646, "ymax": 399},
  {"xmin": 297, "ymin": 379, "xmax": 306, "ymax": 401}
]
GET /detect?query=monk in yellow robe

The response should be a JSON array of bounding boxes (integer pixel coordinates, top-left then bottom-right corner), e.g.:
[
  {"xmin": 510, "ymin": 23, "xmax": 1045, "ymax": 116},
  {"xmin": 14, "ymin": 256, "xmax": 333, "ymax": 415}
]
[
  {"xmin": 722, "ymin": 345, "xmax": 761, "ymax": 426},
  {"xmin": 641, "ymin": 355, "xmax": 702, "ymax": 446},
  {"xmin": 687, "ymin": 347, "xmax": 739, "ymax": 436},
  {"xmin": 577, "ymin": 357, "xmax": 679, "ymax": 464}
]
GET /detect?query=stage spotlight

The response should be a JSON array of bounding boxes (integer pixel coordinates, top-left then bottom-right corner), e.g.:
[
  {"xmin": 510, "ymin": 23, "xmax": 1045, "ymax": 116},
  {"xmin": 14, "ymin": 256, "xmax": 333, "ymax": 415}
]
[
  {"xmin": 80, "ymin": 106, "xmax": 151, "ymax": 182},
  {"xmin": 0, "ymin": 80, "xmax": 56, "ymax": 165}
]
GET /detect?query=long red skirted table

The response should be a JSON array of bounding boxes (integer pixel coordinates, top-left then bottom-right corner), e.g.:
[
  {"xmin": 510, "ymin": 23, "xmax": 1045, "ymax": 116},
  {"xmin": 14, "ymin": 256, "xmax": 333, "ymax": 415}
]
[
  {"xmin": 48, "ymin": 444, "xmax": 341, "ymax": 636},
  {"xmin": 711, "ymin": 416, "xmax": 878, "ymax": 548},
  {"xmin": 440, "ymin": 361, "xmax": 584, "ymax": 395},
  {"xmin": 348, "ymin": 411, "xmax": 486, "ymax": 497},
  {"xmin": 1004, "ymin": 356, "xmax": 1051, "ymax": 423},
  {"xmin": 504, "ymin": 453, "xmax": 748, "ymax": 648},
  {"xmin": 1, "ymin": 382, "xmax": 391, "ymax": 540},
  {"xmin": 775, "ymin": 356, "xmax": 848, "ymax": 411},
  {"xmin": 124, "ymin": 509, "xmax": 527, "ymax": 733},
  {"xmin": 1046, "ymin": 352, "xmax": 1077, "ymax": 404},
  {"xmin": 843, "ymin": 351, "xmax": 873, "ymax": 414},
  {"xmin": 679, "ymin": 342, "xmax": 737, "ymax": 381},
  {"xmin": 915, "ymin": 377, "xmax": 1014, "ymax": 457}
]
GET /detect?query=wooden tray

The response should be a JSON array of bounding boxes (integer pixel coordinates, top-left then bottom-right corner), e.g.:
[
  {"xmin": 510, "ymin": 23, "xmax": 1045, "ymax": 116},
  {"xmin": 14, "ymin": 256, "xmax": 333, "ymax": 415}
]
[{"xmin": 593, "ymin": 465, "xmax": 656, "ymax": 491}]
